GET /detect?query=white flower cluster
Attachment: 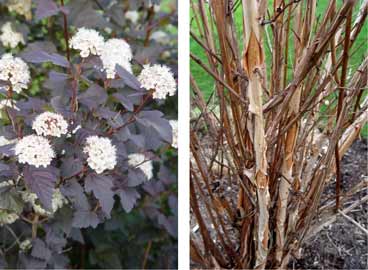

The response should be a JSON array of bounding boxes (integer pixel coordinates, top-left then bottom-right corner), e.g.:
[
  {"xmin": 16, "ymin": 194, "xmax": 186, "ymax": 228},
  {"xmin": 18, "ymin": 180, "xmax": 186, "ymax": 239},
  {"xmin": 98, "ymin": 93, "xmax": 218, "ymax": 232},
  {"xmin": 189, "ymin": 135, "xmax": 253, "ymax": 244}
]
[
  {"xmin": 169, "ymin": 120, "xmax": 178, "ymax": 148},
  {"xmin": 21, "ymin": 189, "xmax": 66, "ymax": 216},
  {"xmin": 138, "ymin": 64, "xmax": 177, "ymax": 99},
  {"xmin": 128, "ymin": 153, "xmax": 153, "ymax": 180},
  {"xmin": 70, "ymin": 27, "xmax": 105, "ymax": 58},
  {"xmin": 0, "ymin": 54, "xmax": 30, "ymax": 94},
  {"xmin": 0, "ymin": 22, "xmax": 25, "ymax": 48},
  {"xmin": 83, "ymin": 136, "xmax": 117, "ymax": 174},
  {"xmin": 70, "ymin": 28, "xmax": 133, "ymax": 79},
  {"xmin": 100, "ymin": 38, "xmax": 133, "ymax": 78},
  {"xmin": 15, "ymin": 135, "xmax": 55, "ymax": 168},
  {"xmin": 32, "ymin": 112, "xmax": 68, "ymax": 137},
  {"xmin": 125, "ymin": 10, "xmax": 140, "ymax": 24},
  {"xmin": 6, "ymin": 0, "xmax": 32, "ymax": 20},
  {"xmin": 0, "ymin": 210, "xmax": 18, "ymax": 225}
]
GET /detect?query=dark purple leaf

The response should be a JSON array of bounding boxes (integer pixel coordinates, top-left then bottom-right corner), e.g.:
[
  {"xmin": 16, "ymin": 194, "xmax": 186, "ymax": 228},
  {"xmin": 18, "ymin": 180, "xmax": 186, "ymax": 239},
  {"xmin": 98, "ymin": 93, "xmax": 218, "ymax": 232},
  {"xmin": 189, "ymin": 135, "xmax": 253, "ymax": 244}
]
[
  {"xmin": 48, "ymin": 254, "xmax": 69, "ymax": 269},
  {"xmin": 69, "ymin": 228, "xmax": 85, "ymax": 244},
  {"xmin": 0, "ymin": 163, "xmax": 9, "ymax": 171},
  {"xmin": 35, "ymin": 0, "xmax": 60, "ymax": 20},
  {"xmin": 16, "ymin": 98, "xmax": 47, "ymax": 112},
  {"xmin": 50, "ymin": 96, "xmax": 73, "ymax": 117},
  {"xmin": 60, "ymin": 180, "xmax": 89, "ymax": 210},
  {"xmin": 141, "ymin": 126, "xmax": 166, "ymax": 150},
  {"xmin": 134, "ymin": 45, "xmax": 163, "ymax": 64},
  {"xmin": 158, "ymin": 166, "xmax": 176, "ymax": 185},
  {"xmin": 137, "ymin": 110, "xmax": 172, "ymax": 142},
  {"xmin": 114, "ymin": 126, "xmax": 131, "ymax": 142},
  {"xmin": 169, "ymin": 195, "xmax": 178, "ymax": 217},
  {"xmin": 143, "ymin": 181, "xmax": 165, "ymax": 196},
  {"xmin": 158, "ymin": 214, "xmax": 177, "ymax": 238},
  {"xmin": 49, "ymin": 71, "xmax": 69, "ymax": 82},
  {"xmin": 74, "ymin": 128, "xmax": 97, "ymax": 145},
  {"xmin": 67, "ymin": 1, "xmax": 108, "ymax": 29},
  {"xmin": 19, "ymin": 254, "xmax": 47, "ymax": 269},
  {"xmin": 117, "ymin": 187, "xmax": 140, "ymax": 213},
  {"xmin": 115, "ymin": 65, "xmax": 141, "ymax": 90},
  {"xmin": 0, "ymin": 163, "xmax": 17, "ymax": 178},
  {"xmin": 72, "ymin": 210, "xmax": 100, "ymax": 228},
  {"xmin": 113, "ymin": 93, "xmax": 134, "ymax": 111},
  {"xmin": 23, "ymin": 166, "xmax": 58, "ymax": 210},
  {"xmin": 0, "ymin": 144, "xmax": 15, "ymax": 157},
  {"xmin": 85, "ymin": 174, "xmax": 115, "ymax": 217},
  {"xmin": 127, "ymin": 169, "xmax": 146, "ymax": 187},
  {"xmin": 128, "ymin": 134, "xmax": 145, "ymax": 148},
  {"xmin": 78, "ymin": 84, "xmax": 107, "ymax": 109},
  {"xmin": 21, "ymin": 41, "xmax": 57, "ymax": 53},
  {"xmin": 45, "ymin": 226, "xmax": 67, "ymax": 252},
  {"xmin": 20, "ymin": 43, "xmax": 69, "ymax": 67},
  {"xmin": 60, "ymin": 157, "xmax": 83, "ymax": 179},
  {"xmin": 31, "ymin": 239, "xmax": 52, "ymax": 261}
]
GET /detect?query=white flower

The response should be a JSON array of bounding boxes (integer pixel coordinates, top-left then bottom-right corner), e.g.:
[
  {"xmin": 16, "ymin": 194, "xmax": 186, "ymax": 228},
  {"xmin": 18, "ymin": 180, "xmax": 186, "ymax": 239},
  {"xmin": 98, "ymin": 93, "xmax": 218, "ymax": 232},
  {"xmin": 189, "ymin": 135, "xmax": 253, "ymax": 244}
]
[
  {"xmin": 70, "ymin": 27, "xmax": 105, "ymax": 58},
  {"xmin": 19, "ymin": 239, "xmax": 32, "ymax": 251},
  {"xmin": 128, "ymin": 153, "xmax": 153, "ymax": 180},
  {"xmin": 0, "ymin": 180, "xmax": 14, "ymax": 188},
  {"xmin": 0, "ymin": 54, "xmax": 30, "ymax": 94},
  {"xmin": 0, "ymin": 210, "xmax": 18, "ymax": 225},
  {"xmin": 15, "ymin": 135, "xmax": 55, "ymax": 168},
  {"xmin": 50, "ymin": 189, "xmax": 67, "ymax": 212},
  {"xmin": 100, "ymin": 38, "xmax": 133, "ymax": 79},
  {"xmin": 169, "ymin": 120, "xmax": 178, "ymax": 148},
  {"xmin": 7, "ymin": 0, "xmax": 32, "ymax": 20},
  {"xmin": 32, "ymin": 112, "xmax": 68, "ymax": 137},
  {"xmin": 0, "ymin": 136, "xmax": 16, "ymax": 147},
  {"xmin": 0, "ymin": 99, "xmax": 19, "ymax": 111},
  {"xmin": 125, "ymin": 10, "xmax": 139, "ymax": 24},
  {"xmin": 138, "ymin": 64, "xmax": 176, "ymax": 99},
  {"xmin": 83, "ymin": 136, "xmax": 117, "ymax": 174},
  {"xmin": 0, "ymin": 22, "xmax": 25, "ymax": 48},
  {"xmin": 150, "ymin": 31, "xmax": 170, "ymax": 44},
  {"xmin": 21, "ymin": 189, "xmax": 66, "ymax": 216}
]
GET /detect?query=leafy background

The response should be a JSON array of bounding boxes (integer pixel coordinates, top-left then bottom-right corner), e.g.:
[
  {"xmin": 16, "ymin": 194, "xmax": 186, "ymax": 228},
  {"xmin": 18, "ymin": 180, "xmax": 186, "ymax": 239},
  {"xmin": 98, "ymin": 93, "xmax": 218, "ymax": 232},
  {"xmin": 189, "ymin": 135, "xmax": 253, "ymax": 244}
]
[{"xmin": 0, "ymin": 0, "xmax": 178, "ymax": 269}]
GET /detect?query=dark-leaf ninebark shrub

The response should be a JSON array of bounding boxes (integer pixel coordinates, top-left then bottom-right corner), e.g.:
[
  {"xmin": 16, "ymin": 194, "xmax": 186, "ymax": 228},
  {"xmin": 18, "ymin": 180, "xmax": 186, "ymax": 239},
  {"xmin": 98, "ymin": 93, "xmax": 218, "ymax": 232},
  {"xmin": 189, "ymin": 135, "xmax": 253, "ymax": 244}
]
[
  {"xmin": 0, "ymin": 0, "xmax": 178, "ymax": 268},
  {"xmin": 190, "ymin": 0, "xmax": 367, "ymax": 269}
]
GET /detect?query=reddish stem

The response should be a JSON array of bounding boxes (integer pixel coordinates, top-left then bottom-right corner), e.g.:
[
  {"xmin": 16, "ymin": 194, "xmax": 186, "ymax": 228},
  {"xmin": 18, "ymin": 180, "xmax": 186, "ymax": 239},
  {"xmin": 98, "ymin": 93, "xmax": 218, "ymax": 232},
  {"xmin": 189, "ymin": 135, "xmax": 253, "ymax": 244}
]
[{"xmin": 60, "ymin": 0, "xmax": 70, "ymax": 62}]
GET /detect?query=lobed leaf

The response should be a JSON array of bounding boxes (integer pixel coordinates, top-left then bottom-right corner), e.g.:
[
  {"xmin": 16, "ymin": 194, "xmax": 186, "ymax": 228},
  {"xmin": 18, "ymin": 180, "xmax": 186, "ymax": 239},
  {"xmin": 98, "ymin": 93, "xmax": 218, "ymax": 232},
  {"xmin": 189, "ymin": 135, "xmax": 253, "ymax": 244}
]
[
  {"xmin": 23, "ymin": 166, "xmax": 58, "ymax": 210},
  {"xmin": 85, "ymin": 174, "xmax": 115, "ymax": 218}
]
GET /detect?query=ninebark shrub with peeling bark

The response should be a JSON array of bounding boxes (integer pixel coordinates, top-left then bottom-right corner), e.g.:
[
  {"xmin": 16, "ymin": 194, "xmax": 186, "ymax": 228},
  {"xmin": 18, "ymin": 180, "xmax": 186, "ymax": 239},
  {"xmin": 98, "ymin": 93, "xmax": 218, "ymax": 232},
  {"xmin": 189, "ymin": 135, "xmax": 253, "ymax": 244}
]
[{"xmin": 190, "ymin": 0, "xmax": 367, "ymax": 268}]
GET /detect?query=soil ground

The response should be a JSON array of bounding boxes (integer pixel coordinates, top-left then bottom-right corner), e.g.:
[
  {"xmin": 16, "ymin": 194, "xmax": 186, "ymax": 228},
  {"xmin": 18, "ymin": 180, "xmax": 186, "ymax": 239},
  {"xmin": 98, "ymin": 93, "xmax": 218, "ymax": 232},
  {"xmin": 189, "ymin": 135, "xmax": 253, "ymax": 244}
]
[
  {"xmin": 290, "ymin": 139, "xmax": 368, "ymax": 270},
  {"xmin": 190, "ymin": 139, "xmax": 368, "ymax": 269}
]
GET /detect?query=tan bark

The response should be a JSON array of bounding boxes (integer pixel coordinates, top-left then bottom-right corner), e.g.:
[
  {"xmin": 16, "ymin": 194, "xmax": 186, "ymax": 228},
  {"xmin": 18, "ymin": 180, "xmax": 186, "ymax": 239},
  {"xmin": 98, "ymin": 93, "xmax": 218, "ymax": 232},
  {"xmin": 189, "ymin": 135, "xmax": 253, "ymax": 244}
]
[{"xmin": 241, "ymin": 1, "xmax": 269, "ymax": 268}]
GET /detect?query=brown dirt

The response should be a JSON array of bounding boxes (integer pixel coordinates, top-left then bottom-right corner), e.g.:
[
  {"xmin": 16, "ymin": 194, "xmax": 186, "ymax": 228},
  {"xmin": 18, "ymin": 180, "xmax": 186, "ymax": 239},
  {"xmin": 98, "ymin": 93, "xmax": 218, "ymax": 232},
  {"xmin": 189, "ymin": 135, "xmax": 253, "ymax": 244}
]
[
  {"xmin": 289, "ymin": 139, "xmax": 368, "ymax": 270},
  {"xmin": 191, "ymin": 139, "xmax": 368, "ymax": 269}
]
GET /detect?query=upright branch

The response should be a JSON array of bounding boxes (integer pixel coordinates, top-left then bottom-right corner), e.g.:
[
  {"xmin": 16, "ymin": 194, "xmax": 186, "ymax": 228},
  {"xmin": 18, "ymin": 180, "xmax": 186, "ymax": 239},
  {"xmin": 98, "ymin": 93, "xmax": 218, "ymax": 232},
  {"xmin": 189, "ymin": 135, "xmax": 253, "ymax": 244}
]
[{"xmin": 190, "ymin": 0, "xmax": 366, "ymax": 268}]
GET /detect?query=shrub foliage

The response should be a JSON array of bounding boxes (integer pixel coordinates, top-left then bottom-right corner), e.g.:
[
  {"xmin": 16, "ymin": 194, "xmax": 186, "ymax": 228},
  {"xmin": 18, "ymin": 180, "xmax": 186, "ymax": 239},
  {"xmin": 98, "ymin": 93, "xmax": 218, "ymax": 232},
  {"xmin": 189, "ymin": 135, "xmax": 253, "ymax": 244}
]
[{"xmin": 0, "ymin": 0, "xmax": 178, "ymax": 268}]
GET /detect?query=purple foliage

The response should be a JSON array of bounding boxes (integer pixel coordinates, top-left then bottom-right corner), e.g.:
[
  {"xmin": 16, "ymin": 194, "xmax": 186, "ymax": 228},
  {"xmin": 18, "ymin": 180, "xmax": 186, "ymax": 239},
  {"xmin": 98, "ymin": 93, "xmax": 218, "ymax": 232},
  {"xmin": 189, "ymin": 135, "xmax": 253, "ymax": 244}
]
[{"xmin": 0, "ymin": 0, "xmax": 178, "ymax": 268}]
